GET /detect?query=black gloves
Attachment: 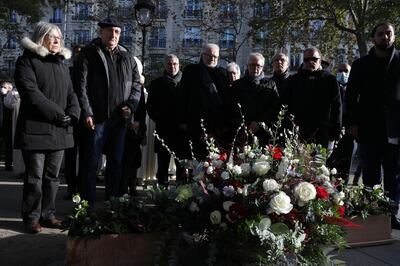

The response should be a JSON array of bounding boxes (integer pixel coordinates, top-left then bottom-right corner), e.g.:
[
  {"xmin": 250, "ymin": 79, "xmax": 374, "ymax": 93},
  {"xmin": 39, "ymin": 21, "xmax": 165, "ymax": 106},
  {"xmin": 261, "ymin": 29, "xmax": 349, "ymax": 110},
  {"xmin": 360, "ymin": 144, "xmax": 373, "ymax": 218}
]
[{"xmin": 56, "ymin": 114, "xmax": 72, "ymax": 127}]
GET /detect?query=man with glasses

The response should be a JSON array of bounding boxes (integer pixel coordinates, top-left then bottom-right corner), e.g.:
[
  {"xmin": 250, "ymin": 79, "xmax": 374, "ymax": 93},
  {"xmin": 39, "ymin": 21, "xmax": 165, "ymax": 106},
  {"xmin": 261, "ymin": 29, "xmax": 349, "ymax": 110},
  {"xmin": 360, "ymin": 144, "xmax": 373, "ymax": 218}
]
[
  {"xmin": 232, "ymin": 53, "xmax": 279, "ymax": 147},
  {"xmin": 178, "ymin": 43, "xmax": 231, "ymax": 159},
  {"xmin": 345, "ymin": 22, "xmax": 400, "ymax": 229},
  {"xmin": 284, "ymin": 47, "xmax": 342, "ymax": 148}
]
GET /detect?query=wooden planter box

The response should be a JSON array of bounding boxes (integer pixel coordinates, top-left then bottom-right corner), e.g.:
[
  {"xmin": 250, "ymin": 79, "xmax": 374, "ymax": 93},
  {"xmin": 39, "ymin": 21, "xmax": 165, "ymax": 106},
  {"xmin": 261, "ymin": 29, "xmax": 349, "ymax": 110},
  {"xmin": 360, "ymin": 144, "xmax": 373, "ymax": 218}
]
[
  {"xmin": 66, "ymin": 233, "xmax": 160, "ymax": 266},
  {"xmin": 345, "ymin": 214, "xmax": 394, "ymax": 247}
]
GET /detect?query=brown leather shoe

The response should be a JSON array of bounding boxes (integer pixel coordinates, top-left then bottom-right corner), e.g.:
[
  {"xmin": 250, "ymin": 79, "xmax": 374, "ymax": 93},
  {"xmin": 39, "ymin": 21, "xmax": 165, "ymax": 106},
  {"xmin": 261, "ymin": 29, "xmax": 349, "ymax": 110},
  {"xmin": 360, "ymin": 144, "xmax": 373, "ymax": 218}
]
[
  {"xmin": 25, "ymin": 221, "xmax": 42, "ymax": 234},
  {"xmin": 41, "ymin": 218, "xmax": 62, "ymax": 229}
]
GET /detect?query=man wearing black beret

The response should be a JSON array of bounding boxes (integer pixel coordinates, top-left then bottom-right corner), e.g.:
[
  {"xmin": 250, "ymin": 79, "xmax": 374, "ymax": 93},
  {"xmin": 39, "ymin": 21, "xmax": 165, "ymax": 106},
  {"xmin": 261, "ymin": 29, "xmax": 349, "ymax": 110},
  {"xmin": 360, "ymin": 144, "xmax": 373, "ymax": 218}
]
[{"xmin": 73, "ymin": 16, "xmax": 142, "ymax": 204}]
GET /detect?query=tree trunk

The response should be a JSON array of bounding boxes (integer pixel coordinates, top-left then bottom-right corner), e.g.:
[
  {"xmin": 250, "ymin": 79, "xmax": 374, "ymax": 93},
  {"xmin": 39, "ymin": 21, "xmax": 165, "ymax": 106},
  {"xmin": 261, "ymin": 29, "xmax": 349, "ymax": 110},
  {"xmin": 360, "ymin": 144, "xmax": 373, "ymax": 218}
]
[{"xmin": 355, "ymin": 32, "xmax": 368, "ymax": 57}]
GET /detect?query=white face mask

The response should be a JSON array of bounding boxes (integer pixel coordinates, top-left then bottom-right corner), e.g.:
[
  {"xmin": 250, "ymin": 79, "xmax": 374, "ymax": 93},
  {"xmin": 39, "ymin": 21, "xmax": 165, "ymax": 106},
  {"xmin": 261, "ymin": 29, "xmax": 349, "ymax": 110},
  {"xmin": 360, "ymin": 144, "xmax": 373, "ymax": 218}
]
[
  {"xmin": 1, "ymin": 87, "xmax": 8, "ymax": 95},
  {"xmin": 336, "ymin": 72, "xmax": 349, "ymax": 85}
]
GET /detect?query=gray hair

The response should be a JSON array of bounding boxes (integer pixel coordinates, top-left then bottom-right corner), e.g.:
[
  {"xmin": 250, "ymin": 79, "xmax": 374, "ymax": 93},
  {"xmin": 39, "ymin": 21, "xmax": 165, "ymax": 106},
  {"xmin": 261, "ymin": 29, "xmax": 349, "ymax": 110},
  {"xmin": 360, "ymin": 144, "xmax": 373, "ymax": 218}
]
[
  {"xmin": 31, "ymin": 21, "xmax": 64, "ymax": 49},
  {"xmin": 247, "ymin": 52, "xmax": 265, "ymax": 65},
  {"xmin": 304, "ymin": 47, "xmax": 321, "ymax": 57},
  {"xmin": 202, "ymin": 43, "xmax": 219, "ymax": 54},
  {"xmin": 272, "ymin": 52, "xmax": 289, "ymax": 65},
  {"xmin": 164, "ymin": 54, "xmax": 179, "ymax": 64},
  {"xmin": 226, "ymin": 62, "xmax": 241, "ymax": 77}
]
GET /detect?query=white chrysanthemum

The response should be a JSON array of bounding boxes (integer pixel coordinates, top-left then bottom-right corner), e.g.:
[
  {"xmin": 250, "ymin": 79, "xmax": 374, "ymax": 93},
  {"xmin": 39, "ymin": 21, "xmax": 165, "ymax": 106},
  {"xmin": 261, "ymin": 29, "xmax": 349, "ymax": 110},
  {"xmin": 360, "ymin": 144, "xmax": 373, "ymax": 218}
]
[{"xmin": 330, "ymin": 168, "xmax": 337, "ymax": 175}]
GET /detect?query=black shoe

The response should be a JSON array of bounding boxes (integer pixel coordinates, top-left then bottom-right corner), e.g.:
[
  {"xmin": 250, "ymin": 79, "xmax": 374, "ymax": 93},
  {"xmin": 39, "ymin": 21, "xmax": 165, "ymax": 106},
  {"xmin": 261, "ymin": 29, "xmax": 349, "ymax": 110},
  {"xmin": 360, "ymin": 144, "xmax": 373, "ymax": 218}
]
[{"xmin": 24, "ymin": 221, "xmax": 42, "ymax": 234}]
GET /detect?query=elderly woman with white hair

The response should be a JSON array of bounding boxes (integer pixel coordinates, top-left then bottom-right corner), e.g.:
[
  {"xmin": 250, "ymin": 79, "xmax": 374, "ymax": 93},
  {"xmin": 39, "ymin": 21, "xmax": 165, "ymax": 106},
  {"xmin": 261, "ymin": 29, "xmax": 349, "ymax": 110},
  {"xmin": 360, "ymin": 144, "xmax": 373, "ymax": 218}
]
[{"xmin": 14, "ymin": 21, "xmax": 80, "ymax": 233}]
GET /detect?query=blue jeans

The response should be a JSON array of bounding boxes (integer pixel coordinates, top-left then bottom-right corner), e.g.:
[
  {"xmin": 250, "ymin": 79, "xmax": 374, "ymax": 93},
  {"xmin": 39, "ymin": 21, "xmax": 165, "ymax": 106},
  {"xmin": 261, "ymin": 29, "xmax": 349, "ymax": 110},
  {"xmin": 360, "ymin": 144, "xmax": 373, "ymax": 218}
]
[
  {"xmin": 360, "ymin": 142, "xmax": 400, "ymax": 203},
  {"xmin": 22, "ymin": 150, "xmax": 64, "ymax": 223},
  {"xmin": 81, "ymin": 118, "xmax": 127, "ymax": 204}
]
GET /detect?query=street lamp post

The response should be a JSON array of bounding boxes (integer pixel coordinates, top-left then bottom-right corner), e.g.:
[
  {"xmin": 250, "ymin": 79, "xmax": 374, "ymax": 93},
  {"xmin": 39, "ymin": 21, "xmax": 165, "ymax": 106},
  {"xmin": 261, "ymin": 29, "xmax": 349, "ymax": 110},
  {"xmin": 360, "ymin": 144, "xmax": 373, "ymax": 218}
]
[{"xmin": 134, "ymin": 0, "xmax": 155, "ymax": 70}]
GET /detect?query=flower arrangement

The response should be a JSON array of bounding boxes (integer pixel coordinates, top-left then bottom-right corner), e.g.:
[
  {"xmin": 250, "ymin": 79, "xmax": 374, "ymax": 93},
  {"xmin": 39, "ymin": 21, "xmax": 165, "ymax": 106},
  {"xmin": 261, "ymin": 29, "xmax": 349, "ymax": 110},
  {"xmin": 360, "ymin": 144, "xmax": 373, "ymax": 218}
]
[
  {"xmin": 343, "ymin": 184, "xmax": 392, "ymax": 219},
  {"xmin": 155, "ymin": 108, "xmax": 348, "ymax": 265}
]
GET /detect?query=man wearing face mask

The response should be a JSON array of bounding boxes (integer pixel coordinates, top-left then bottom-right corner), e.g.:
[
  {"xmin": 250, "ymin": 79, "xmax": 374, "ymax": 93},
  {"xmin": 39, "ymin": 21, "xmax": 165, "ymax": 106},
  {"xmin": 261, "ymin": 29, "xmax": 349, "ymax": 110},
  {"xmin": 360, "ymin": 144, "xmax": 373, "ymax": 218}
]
[
  {"xmin": 284, "ymin": 47, "xmax": 342, "ymax": 147},
  {"xmin": 327, "ymin": 63, "xmax": 354, "ymax": 182},
  {"xmin": 232, "ymin": 53, "xmax": 280, "ymax": 147},
  {"xmin": 178, "ymin": 43, "xmax": 231, "ymax": 159},
  {"xmin": 345, "ymin": 22, "xmax": 400, "ymax": 229}
]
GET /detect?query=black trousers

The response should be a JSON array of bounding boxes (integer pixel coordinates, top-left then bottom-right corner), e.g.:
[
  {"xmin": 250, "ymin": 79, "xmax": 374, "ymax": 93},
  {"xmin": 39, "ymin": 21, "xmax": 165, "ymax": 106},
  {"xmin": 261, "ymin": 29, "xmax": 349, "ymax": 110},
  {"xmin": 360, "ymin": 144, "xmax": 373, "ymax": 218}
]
[{"xmin": 22, "ymin": 150, "xmax": 64, "ymax": 223}]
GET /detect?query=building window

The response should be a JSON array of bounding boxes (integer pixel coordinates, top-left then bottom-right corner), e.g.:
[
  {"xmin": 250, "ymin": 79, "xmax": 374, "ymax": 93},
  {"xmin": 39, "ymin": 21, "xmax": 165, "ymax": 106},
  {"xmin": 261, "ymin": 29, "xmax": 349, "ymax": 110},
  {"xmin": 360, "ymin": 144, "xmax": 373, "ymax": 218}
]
[
  {"xmin": 184, "ymin": 0, "xmax": 202, "ymax": 19},
  {"xmin": 73, "ymin": 30, "xmax": 90, "ymax": 45},
  {"xmin": 219, "ymin": 28, "xmax": 235, "ymax": 49},
  {"xmin": 155, "ymin": 0, "xmax": 168, "ymax": 19},
  {"xmin": 9, "ymin": 10, "xmax": 17, "ymax": 23},
  {"xmin": 183, "ymin": 27, "xmax": 201, "ymax": 48},
  {"xmin": 290, "ymin": 53, "xmax": 301, "ymax": 70},
  {"xmin": 220, "ymin": 3, "xmax": 235, "ymax": 19},
  {"xmin": 4, "ymin": 58, "xmax": 16, "ymax": 75},
  {"xmin": 7, "ymin": 37, "xmax": 17, "ymax": 49},
  {"xmin": 253, "ymin": 2, "xmax": 270, "ymax": 17},
  {"xmin": 50, "ymin": 7, "xmax": 62, "ymax": 23},
  {"xmin": 120, "ymin": 24, "xmax": 134, "ymax": 45},
  {"xmin": 149, "ymin": 27, "xmax": 166, "ymax": 48},
  {"xmin": 72, "ymin": 3, "xmax": 90, "ymax": 21}
]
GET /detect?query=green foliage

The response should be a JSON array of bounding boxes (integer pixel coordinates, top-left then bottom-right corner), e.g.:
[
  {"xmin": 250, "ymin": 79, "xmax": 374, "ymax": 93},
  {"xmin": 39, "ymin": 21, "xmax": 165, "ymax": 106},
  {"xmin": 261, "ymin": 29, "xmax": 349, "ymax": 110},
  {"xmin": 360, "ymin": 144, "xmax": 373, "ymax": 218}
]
[
  {"xmin": 250, "ymin": 0, "xmax": 400, "ymax": 58},
  {"xmin": 344, "ymin": 185, "xmax": 392, "ymax": 219}
]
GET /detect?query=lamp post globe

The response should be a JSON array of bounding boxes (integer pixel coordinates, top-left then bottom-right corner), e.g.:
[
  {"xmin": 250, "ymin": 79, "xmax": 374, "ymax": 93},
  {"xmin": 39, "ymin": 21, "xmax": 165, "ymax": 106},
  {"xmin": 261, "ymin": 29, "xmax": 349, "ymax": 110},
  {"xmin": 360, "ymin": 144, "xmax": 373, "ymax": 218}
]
[{"xmin": 134, "ymin": 0, "xmax": 155, "ymax": 69}]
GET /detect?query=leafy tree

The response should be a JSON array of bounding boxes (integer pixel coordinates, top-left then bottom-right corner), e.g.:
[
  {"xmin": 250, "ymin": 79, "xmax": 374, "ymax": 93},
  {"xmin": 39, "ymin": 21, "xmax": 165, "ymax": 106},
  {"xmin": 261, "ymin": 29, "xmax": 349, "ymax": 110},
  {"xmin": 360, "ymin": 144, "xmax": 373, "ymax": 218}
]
[{"xmin": 251, "ymin": 0, "xmax": 400, "ymax": 59}]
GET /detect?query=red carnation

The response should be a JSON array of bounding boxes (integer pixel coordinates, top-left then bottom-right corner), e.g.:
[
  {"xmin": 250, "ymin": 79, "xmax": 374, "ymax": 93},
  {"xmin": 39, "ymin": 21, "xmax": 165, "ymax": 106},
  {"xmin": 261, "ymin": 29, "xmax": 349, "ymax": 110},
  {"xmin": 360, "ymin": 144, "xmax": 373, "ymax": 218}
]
[
  {"xmin": 316, "ymin": 186, "xmax": 329, "ymax": 200},
  {"xmin": 270, "ymin": 146, "xmax": 283, "ymax": 160},
  {"xmin": 219, "ymin": 153, "xmax": 228, "ymax": 161}
]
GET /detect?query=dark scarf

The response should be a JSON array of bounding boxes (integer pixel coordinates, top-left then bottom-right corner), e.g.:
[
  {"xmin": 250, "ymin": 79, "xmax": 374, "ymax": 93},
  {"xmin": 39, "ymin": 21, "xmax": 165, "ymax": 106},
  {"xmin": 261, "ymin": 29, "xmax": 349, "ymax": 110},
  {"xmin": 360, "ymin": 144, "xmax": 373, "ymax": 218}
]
[
  {"xmin": 162, "ymin": 70, "xmax": 182, "ymax": 87},
  {"xmin": 199, "ymin": 61, "xmax": 223, "ymax": 112},
  {"xmin": 244, "ymin": 71, "xmax": 265, "ymax": 85}
]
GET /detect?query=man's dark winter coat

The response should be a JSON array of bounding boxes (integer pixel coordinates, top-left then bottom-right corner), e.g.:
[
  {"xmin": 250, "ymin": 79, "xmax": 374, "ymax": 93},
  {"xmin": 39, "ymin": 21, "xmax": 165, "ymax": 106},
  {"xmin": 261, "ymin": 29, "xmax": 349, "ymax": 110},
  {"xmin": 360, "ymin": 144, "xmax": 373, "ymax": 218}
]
[
  {"xmin": 346, "ymin": 46, "xmax": 400, "ymax": 143},
  {"xmin": 284, "ymin": 68, "xmax": 342, "ymax": 146},
  {"xmin": 14, "ymin": 37, "xmax": 80, "ymax": 150},
  {"xmin": 73, "ymin": 38, "xmax": 142, "ymax": 123}
]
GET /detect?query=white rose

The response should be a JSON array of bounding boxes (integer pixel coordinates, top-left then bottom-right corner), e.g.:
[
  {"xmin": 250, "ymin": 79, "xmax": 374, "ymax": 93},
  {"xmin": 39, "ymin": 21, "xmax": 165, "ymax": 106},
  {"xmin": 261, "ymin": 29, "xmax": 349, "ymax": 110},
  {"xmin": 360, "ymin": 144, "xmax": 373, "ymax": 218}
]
[
  {"xmin": 189, "ymin": 202, "xmax": 200, "ymax": 212},
  {"xmin": 258, "ymin": 217, "xmax": 271, "ymax": 231},
  {"xmin": 206, "ymin": 166, "xmax": 214, "ymax": 175},
  {"xmin": 232, "ymin": 165, "xmax": 242, "ymax": 175},
  {"xmin": 269, "ymin": 192, "xmax": 293, "ymax": 214},
  {"xmin": 330, "ymin": 168, "xmax": 337, "ymax": 175},
  {"xmin": 254, "ymin": 161, "xmax": 270, "ymax": 176},
  {"xmin": 240, "ymin": 163, "xmax": 251, "ymax": 175},
  {"xmin": 263, "ymin": 179, "xmax": 281, "ymax": 192},
  {"xmin": 294, "ymin": 182, "xmax": 316, "ymax": 206},
  {"xmin": 203, "ymin": 162, "xmax": 210, "ymax": 168},
  {"xmin": 221, "ymin": 171, "xmax": 230, "ymax": 180},
  {"xmin": 222, "ymin": 201, "xmax": 234, "ymax": 212},
  {"xmin": 72, "ymin": 194, "xmax": 81, "ymax": 204},
  {"xmin": 320, "ymin": 165, "xmax": 330, "ymax": 176},
  {"xmin": 210, "ymin": 210, "xmax": 222, "ymax": 224}
]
